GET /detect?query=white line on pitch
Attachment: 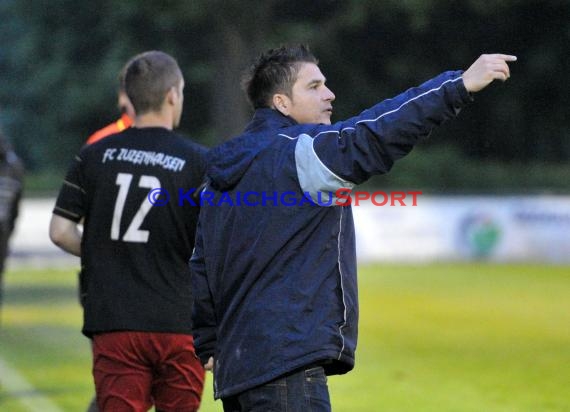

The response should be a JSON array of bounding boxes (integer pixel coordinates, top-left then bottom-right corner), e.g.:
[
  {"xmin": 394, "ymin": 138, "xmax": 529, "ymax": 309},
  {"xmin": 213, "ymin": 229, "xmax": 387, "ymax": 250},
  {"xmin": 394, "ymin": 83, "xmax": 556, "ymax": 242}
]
[{"xmin": 0, "ymin": 356, "xmax": 64, "ymax": 412}]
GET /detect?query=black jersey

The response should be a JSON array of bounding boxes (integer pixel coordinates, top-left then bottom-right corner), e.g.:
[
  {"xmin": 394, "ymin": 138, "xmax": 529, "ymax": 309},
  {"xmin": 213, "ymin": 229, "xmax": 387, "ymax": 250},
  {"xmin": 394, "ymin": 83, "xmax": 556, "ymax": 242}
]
[{"xmin": 53, "ymin": 127, "xmax": 207, "ymax": 337}]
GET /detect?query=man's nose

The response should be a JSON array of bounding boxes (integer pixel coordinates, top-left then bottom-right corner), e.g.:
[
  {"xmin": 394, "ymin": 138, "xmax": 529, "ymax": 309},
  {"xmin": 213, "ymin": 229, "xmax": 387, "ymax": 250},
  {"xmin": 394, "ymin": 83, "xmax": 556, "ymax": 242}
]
[{"xmin": 324, "ymin": 86, "xmax": 335, "ymax": 102}]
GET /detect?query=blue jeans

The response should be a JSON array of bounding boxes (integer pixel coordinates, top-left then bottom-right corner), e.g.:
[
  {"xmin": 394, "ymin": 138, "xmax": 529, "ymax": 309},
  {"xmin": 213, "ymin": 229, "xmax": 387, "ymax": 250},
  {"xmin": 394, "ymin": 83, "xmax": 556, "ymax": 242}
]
[{"xmin": 222, "ymin": 365, "xmax": 331, "ymax": 412}]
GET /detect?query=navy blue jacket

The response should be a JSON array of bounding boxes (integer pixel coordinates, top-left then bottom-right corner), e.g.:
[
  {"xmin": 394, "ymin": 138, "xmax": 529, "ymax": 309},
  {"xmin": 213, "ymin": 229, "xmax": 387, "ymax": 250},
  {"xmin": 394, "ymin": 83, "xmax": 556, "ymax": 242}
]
[{"xmin": 190, "ymin": 71, "xmax": 472, "ymax": 399}]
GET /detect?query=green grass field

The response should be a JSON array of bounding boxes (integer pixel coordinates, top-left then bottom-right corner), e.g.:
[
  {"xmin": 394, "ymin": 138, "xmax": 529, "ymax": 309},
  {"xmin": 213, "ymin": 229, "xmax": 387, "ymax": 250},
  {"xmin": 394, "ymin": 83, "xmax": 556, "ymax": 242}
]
[{"xmin": 1, "ymin": 263, "xmax": 569, "ymax": 411}]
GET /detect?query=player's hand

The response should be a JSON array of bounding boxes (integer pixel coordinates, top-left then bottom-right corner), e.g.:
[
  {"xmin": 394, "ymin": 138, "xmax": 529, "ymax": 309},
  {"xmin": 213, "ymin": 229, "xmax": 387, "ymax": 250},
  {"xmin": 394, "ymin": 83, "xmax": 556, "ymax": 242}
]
[
  {"xmin": 204, "ymin": 356, "xmax": 214, "ymax": 371},
  {"xmin": 462, "ymin": 54, "xmax": 517, "ymax": 92}
]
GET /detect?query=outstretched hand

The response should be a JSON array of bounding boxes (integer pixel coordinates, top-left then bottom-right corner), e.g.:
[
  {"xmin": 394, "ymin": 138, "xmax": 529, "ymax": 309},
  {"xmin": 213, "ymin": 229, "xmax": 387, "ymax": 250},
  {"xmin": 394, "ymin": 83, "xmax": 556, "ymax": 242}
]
[{"xmin": 462, "ymin": 54, "xmax": 517, "ymax": 92}]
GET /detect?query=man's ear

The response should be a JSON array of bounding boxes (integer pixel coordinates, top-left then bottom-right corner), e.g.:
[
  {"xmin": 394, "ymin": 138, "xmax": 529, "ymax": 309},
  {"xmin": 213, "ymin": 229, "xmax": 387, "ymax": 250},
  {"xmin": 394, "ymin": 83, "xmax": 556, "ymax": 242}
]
[
  {"xmin": 272, "ymin": 94, "xmax": 290, "ymax": 116},
  {"xmin": 166, "ymin": 86, "xmax": 177, "ymax": 106}
]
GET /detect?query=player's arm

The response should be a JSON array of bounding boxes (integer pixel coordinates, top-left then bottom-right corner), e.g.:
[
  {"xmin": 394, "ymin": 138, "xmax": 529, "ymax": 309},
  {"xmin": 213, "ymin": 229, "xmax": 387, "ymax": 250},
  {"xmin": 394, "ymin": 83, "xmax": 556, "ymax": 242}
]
[
  {"xmin": 295, "ymin": 71, "xmax": 472, "ymax": 202},
  {"xmin": 49, "ymin": 214, "xmax": 81, "ymax": 257},
  {"xmin": 298, "ymin": 53, "xmax": 517, "ymax": 198},
  {"xmin": 50, "ymin": 150, "xmax": 88, "ymax": 257}
]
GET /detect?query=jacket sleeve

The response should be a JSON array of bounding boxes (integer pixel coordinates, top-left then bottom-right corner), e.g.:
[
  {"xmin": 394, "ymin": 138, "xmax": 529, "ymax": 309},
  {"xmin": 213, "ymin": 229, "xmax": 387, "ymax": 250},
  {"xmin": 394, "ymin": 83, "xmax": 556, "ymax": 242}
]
[
  {"xmin": 190, "ymin": 217, "xmax": 217, "ymax": 364},
  {"xmin": 295, "ymin": 71, "xmax": 472, "ymax": 199}
]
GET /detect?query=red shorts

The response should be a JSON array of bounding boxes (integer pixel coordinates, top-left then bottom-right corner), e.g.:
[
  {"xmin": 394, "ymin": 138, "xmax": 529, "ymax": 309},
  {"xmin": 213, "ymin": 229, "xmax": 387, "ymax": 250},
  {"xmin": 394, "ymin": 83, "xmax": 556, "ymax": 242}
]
[{"xmin": 92, "ymin": 331, "xmax": 205, "ymax": 412}]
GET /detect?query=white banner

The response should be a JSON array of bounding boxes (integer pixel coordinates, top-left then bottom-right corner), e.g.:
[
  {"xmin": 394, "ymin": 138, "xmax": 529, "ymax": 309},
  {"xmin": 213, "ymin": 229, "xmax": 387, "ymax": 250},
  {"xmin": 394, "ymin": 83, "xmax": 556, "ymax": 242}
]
[
  {"xmin": 9, "ymin": 196, "xmax": 570, "ymax": 266},
  {"xmin": 353, "ymin": 195, "xmax": 570, "ymax": 264}
]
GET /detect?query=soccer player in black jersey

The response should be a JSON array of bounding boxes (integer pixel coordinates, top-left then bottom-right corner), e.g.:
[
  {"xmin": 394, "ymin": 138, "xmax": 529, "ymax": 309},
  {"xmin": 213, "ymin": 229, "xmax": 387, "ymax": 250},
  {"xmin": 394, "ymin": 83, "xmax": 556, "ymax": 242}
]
[{"xmin": 50, "ymin": 51, "xmax": 206, "ymax": 412}]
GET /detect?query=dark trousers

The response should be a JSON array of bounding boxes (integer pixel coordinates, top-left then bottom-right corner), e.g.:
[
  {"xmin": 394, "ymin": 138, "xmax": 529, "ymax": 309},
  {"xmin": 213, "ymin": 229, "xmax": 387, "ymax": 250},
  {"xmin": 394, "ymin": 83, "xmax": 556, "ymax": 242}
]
[{"xmin": 222, "ymin": 365, "xmax": 331, "ymax": 412}]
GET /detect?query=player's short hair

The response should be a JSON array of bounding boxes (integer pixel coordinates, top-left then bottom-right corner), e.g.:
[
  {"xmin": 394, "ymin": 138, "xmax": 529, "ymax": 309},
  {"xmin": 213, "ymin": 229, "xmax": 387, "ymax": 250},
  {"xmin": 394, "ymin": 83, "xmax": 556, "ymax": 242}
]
[
  {"xmin": 242, "ymin": 45, "xmax": 318, "ymax": 109},
  {"xmin": 124, "ymin": 51, "xmax": 182, "ymax": 115}
]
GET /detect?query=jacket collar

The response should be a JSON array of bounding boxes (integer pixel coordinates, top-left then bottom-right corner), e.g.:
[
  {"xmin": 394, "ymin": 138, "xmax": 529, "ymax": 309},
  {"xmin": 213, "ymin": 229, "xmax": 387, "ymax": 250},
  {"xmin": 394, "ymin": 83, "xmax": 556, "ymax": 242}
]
[{"xmin": 244, "ymin": 108, "xmax": 297, "ymax": 134}]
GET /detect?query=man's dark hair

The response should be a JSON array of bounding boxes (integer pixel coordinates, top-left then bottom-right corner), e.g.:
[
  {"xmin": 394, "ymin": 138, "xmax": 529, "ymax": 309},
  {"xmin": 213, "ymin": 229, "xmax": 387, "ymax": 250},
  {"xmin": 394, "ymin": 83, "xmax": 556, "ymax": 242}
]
[
  {"xmin": 124, "ymin": 51, "xmax": 182, "ymax": 114},
  {"xmin": 242, "ymin": 45, "xmax": 318, "ymax": 109}
]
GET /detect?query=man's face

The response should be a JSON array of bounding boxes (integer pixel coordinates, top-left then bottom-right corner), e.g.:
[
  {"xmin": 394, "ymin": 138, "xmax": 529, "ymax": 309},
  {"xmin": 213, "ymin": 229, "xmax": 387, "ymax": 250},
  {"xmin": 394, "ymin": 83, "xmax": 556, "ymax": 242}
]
[{"xmin": 282, "ymin": 62, "xmax": 335, "ymax": 125}]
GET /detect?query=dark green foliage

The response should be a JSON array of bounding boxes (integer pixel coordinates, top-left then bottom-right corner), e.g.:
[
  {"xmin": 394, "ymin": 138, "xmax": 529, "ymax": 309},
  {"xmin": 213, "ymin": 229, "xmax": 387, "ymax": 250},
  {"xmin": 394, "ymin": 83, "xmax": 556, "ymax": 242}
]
[{"xmin": 0, "ymin": 0, "xmax": 568, "ymax": 191}]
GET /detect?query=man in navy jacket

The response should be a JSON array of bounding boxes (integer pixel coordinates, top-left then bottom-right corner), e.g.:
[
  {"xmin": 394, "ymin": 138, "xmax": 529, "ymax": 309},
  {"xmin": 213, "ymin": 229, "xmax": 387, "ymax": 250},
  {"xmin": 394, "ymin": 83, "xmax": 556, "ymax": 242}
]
[{"xmin": 190, "ymin": 45, "xmax": 516, "ymax": 411}]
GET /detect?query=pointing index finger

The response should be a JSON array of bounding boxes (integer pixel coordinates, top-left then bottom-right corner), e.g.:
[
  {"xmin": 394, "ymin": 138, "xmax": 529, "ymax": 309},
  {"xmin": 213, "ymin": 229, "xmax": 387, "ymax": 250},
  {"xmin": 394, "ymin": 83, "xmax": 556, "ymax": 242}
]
[{"xmin": 498, "ymin": 54, "xmax": 518, "ymax": 62}]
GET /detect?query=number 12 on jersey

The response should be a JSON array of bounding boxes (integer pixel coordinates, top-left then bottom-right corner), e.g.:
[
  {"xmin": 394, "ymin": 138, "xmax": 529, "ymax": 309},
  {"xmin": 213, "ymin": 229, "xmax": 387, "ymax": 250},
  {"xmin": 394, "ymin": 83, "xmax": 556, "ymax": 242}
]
[{"xmin": 111, "ymin": 173, "xmax": 160, "ymax": 243}]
